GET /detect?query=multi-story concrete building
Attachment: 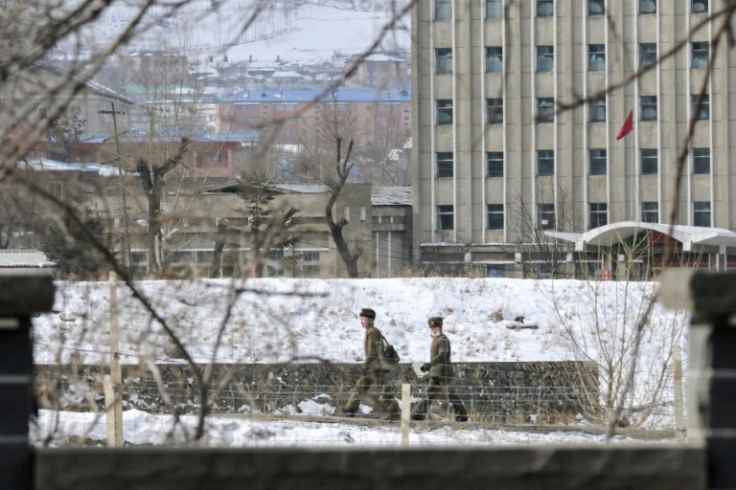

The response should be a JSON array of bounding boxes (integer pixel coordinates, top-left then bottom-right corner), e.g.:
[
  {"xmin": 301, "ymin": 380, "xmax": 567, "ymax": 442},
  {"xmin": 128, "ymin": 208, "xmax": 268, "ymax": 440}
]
[
  {"xmin": 411, "ymin": 0, "xmax": 736, "ymax": 278},
  {"xmin": 215, "ymin": 87, "xmax": 411, "ymax": 151}
]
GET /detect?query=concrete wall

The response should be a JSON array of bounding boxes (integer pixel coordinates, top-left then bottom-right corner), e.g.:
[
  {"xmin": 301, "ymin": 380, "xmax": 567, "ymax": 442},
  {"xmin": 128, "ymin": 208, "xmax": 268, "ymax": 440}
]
[{"xmin": 35, "ymin": 444, "xmax": 705, "ymax": 490}]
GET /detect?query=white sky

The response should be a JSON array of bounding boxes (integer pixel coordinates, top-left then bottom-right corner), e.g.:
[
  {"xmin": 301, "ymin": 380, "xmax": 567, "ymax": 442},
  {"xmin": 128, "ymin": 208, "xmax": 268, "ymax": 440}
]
[{"xmin": 32, "ymin": 277, "xmax": 689, "ymax": 447}]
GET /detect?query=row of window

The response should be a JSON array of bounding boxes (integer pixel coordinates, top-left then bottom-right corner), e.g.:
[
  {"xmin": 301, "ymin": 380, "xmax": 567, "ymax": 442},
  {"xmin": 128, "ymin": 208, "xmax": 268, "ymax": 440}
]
[
  {"xmin": 436, "ymin": 41, "xmax": 710, "ymax": 75},
  {"xmin": 436, "ymin": 93, "xmax": 709, "ymax": 125},
  {"xmin": 435, "ymin": 147, "xmax": 712, "ymax": 179},
  {"xmin": 435, "ymin": 201, "xmax": 712, "ymax": 231},
  {"xmin": 434, "ymin": 0, "xmax": 708, "ymax": 21}
]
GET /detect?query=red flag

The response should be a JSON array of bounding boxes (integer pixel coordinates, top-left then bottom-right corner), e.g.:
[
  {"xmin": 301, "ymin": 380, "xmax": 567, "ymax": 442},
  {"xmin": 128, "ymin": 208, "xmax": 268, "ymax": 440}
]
[{"xmin": 616, "ymin": 110, "xmax": 634, "ymax": 140}]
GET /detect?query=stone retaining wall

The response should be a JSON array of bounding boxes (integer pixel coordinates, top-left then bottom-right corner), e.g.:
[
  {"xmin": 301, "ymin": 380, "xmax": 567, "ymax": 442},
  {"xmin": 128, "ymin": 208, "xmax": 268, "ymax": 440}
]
[{"xmin": 35, "ymin": 361, "xmax": 598, "ymax": 423}]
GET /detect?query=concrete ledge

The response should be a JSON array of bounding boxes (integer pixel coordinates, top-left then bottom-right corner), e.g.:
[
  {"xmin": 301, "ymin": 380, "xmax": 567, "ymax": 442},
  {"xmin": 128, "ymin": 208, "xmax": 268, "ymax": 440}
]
[{"xmin": 35, "ymin": 444, "xmax": 706, "ymax": 490}]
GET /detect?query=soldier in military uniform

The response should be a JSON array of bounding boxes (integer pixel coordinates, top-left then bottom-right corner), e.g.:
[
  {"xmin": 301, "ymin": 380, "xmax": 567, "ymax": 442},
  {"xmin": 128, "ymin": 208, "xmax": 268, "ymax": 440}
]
[
  {"xmin": 343, "ymin": 308, "xmax": 400, "ymax": 419},
  {"xmin": 411, "ymin": 316, "xmax": 469, "ymax": 422}
]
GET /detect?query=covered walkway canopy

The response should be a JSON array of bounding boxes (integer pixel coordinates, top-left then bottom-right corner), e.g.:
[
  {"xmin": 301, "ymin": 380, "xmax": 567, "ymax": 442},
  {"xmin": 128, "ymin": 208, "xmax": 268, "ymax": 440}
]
[{"xmin": 545, "ymin": 221, "xmax": 736, "ymax": 252}]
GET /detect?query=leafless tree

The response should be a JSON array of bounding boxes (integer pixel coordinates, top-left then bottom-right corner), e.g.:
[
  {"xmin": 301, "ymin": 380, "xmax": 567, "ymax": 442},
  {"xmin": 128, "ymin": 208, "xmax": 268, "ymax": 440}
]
[
  {"xmin": 1, "ymin": 0, "xmax": 417, "ymax": 444},
  {"xmin": 135, "ymin": 138, "xmax": 189, "ymax": 274},
  {"xmin": 325, "ymin": 137, "xmax": 363, "ymax": 278}
]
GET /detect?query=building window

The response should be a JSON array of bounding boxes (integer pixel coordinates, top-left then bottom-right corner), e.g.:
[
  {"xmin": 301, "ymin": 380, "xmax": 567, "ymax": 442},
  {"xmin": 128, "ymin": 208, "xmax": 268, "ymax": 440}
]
[
  {"xmin": 487, "ymin": 151, "xmax": 504, "ymax": 177},
  {"xmin": 437, "ymin": 99, "xmax": 453, "ymax": 125},
  {"xmin": 588, "ymin": 0, "xmax": 605, "ymax": 16},
  {"xmin": 302, "ymin": 251, "xmax": 321, "ymax": 277},
  {"xmin": 437, "ymin": 205, "xmax": 454, "ymax": 231},
  {"xmin": 486, "ymin": 46, "xmax": 503, "ymax": 73},
  {"xmin": 639, "ymin": 43, "xmax": 657, "ymax": 68},
  {"xmin": 641, "ymin": 148, "xmax": 658, "ymax": 175},
  {"xmin": 537, "ymin": 150, "xmax": 554, "ymax": 176},
  {"xmin": 692, "ymin": 94, "xmax": 709, "ymax": 120},
  {"xmin": 589, "ymin": 97, "xmax": 606, "ymax": 122},
  {"xmin": 588, "ymin": 44, "xmax": 605, "ymax": 71},
  {"xmin": 589, "ymin": 202, "xmax": 608, "ymax": 229},
  {"xmin": 486, "ymin": 0, "xmax": 503, "ymax": 19},
  {"xmin": 487, "ymin": 98, "xmax": 503, "ymax": 124},
  {"xmin": 537, "ymin": 203, "xmax": 555, "ymax": 230},
  {"xmin": 536, "ymin": 45, "xmax": 554, "ymax": 72},
  {"xmin": 537, "ymin": 97, "xmax": 555, "ymax": 123},
  {"xmin": 487, "ymin": 204, "xmax": 504, "ymax": 230},
  {"xmin": 640, "ymin": 95, "xmax": 657, "ymax": 121},
  {"xmin": 537, "ymin": 0, "xmax": 554, "ymax": 17},
  {"xmin": 691, "ymin": 41, "xmax": 709, "ymax": 68},
  {"xmin": 692, "ymin": 0, "xmax": 708, "ymax": 13},
  {"xmin": 639, "ymin": 0, "xmax": 656, "ymax": 13},
  {"xmin": 486, "ymin": 265, "xmax": 508, "ymax": 277},
  {"xmin": 435, "ymin": 0, "xmax": 451, "ymax": 20},
  {"xmin": 642, "ymin": 202, "xmax": 659, "ymax": 223},
  {"xmin": 436, "ymin": 48, "xmax": 452, "ymax": 74},
  {"xmin": 693, "ymin": 147, "xmax": 710, "ymax": 174},
  {"xmin": 437, "ymin": 152, "xmax": 454, "ymax": 178},
  {"xmin": 694, "ymin": 201, "xmax": 711, "ymax": 227},
  {"xmin": 589, "ymin": 149, "xmax": 607, "ymax": 175}
]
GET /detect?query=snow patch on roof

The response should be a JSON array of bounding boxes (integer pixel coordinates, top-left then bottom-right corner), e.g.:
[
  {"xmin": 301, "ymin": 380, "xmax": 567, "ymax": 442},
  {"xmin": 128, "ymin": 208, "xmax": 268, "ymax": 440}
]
[{"xmin": 372, "ymin": 186, "xmax": 411, "ymax": 206}]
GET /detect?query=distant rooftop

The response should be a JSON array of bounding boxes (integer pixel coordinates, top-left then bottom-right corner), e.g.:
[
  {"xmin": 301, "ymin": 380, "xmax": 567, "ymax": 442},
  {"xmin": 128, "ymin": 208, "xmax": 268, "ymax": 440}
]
[
  {"xmin": 19, "ymin": 158, "xmax": 124, "ymax": 177},
  {"xmin": 0, "ymin": 250, "xmax": 57, "ymax": 269},
  {"xmin": 217, "ymin": 86, "xmax": 411, "ymax": 104}
]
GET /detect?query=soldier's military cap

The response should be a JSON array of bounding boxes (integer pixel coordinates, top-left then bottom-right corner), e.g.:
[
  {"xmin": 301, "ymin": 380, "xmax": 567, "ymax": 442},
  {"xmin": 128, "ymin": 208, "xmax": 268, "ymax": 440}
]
[
  {"xmin": 428, "ymin": 316, "xmax": 443, "ymax": 328},
  {"xmin": 360, "ymin": 308, "xmax": 376, "ymax": 319}
]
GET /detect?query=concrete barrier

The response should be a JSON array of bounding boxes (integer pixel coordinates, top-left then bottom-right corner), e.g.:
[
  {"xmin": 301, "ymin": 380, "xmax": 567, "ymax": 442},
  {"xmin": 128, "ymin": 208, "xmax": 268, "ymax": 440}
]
[
  {"xmin": 0, "ymin": 272, "xmax": 55, "ymax": 490},
  {"xmin": 35, "ymin": 444, "xmax": 705, "ymax": 490}
]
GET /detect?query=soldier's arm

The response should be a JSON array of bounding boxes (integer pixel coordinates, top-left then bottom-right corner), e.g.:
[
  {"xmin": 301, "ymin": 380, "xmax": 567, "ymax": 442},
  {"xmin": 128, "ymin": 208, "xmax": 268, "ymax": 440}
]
[
  {"xmin": 430, "ymin": 338, "xmax": 449, "ymax": 365},
  {"xmin": 364, "ymin": 329, "xmax": 381, "ymax": 369}
]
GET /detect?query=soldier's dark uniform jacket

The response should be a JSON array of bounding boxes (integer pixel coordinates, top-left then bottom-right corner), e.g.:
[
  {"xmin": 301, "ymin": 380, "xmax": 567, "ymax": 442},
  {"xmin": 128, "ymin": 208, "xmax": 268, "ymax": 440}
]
[
  {"xmin": 364, "ymin": 325, "xmax": 384, "ymax": 373},
  {"xmin": 412, "ymin": 315, "xmax": 468, "ymax": 421},
  {"xmin": 428, "ymin": 332, "xmax": 453, "ymax": 378}
]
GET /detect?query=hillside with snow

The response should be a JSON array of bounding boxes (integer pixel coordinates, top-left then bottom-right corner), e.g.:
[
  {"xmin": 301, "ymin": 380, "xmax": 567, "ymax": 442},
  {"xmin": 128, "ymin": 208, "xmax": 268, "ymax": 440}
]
[
  {"xmin": 36, "ymin": 277, "xmax": 688, "ymax": 370},
  {"xmin": 63, "ymin": 0, "xmax": 411, "ymax": 65}
]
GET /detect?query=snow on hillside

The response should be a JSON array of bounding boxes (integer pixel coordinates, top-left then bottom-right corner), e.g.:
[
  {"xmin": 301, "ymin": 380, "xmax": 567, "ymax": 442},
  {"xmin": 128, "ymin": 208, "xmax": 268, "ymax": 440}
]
[
  {"xmin": 72, "ymin": 0, "xmax": 410, "ymax": 65},
  {"xmin": 35, "ymin": 277, "xmax": 688, "ymax": 368}
]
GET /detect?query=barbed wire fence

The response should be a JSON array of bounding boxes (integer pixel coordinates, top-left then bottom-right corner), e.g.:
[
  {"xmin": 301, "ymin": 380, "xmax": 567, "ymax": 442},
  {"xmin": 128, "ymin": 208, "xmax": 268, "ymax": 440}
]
[{"xmin": 31, "ymin": 359, "xmax": 685, "ymax": 448}]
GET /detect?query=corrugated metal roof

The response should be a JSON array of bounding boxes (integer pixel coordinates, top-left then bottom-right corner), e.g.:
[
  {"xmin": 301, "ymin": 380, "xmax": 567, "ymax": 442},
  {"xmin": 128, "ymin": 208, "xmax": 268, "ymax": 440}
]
[
  {"xmin": 0, "ymin": 250, "xmax": 58, "ymax": 268},
  {"xmin": 19, "ymin": 158, "xmax": 123, "ymax": 177}
]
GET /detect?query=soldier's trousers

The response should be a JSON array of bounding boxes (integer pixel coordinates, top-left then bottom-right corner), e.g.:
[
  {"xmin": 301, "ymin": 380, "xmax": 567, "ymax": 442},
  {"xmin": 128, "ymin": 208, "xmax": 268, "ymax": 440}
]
[
  {"xmin": 344, "ymin": 371, "xmax": 400, "ymax": 415},
  {"xmin": 411, "ymin": 375, "xmax": 468, "ymax": 419}
]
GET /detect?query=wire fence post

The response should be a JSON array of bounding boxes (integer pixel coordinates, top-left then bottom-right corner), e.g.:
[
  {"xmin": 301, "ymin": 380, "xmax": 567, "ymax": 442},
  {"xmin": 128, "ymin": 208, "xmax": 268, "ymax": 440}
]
[
  {"xmin": 673, "ymin": 346, "xmax": 686, "ymax": 442},
  {"xmin": 108, "ymin": 271, "xmax": 123, "ymax": 446},
  {"xmin": 400, "ymin": 383, "xmax": 410, "ymax": 446}
]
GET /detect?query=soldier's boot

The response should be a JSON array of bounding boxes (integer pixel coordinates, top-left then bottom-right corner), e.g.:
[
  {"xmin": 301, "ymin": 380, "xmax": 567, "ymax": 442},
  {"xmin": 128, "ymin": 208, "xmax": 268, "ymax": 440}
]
[
  {"xmin": 410, "ymin": 400, "xmax": 428, "ymax": 421},
  {"xmin": 383, "ymin": 399, "xmax": 401, "ymax": 420},
  {"xmin": 453, "ymin": 403, "xmax": 469, "ymax": 422},
  {"xmin": 342, "ymin": 397, "xmax": 359, "ymax": 417}
]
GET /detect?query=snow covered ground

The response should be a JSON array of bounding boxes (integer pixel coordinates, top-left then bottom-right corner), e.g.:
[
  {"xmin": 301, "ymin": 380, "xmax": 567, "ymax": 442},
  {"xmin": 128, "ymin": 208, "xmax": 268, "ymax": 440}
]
[{"xmin": 31, "ymin": 277, "xmax": 690, "ymax": 447}]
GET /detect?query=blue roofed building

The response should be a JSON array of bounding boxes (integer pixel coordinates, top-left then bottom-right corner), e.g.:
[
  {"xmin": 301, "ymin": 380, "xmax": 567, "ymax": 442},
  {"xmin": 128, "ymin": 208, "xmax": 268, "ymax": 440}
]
[{"xmin": 214, "ymin": 86, "xmax": 411, "ymax": 150}]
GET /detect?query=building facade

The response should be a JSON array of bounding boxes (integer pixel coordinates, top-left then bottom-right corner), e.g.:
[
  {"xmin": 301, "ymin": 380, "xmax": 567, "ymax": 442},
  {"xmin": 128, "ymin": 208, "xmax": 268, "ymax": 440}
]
[
  {"xmin": 215, "ymin": 87, "xmax": 411, "ymax": 151},
  {"xmin": 411, "ymin": 0, "xmax": 736, "ymax": 277}
]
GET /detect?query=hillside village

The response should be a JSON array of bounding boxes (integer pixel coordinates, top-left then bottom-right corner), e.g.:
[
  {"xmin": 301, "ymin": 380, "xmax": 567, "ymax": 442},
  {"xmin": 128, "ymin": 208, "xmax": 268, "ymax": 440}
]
[{"xmin": 2, "ymin": 2, "xmax": 415, "ymax": 280}]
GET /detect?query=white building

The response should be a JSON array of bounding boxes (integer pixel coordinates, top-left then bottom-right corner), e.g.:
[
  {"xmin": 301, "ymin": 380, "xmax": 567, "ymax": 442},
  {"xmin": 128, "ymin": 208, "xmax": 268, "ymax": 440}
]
[{"xmin": 411, "ymin": 0, "xmax": 736, "ymax": 278}]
